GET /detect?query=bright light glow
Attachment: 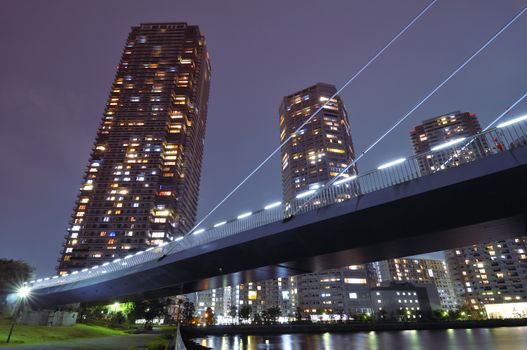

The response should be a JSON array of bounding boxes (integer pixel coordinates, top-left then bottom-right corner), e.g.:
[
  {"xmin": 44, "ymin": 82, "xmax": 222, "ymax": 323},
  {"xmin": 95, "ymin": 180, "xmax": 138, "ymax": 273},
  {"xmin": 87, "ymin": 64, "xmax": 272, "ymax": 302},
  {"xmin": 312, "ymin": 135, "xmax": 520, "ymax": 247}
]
[
  {"xmin": 237, "ymin": 212, "xmax": 252, "ymax": 219},
  {"xmin": 102, "ymin": 262, "xmax": 110, "ymax": 266},
  {"xmin": 333, "ymin": 175, "xmax": 358, "ymax": 186},
  {"xmin": 159, "ymin": 242, "xmax": 168, "ymax": 247},
  {"xmin": 264, "ymin": 201, "xmax": 281, "ymax": 210},
  {"xmin": 296, "ymin": 189, "xmax": 316, "ymax": 199},
  {"xmin": 113, "ymin": 259, "xmax": 121, "ymax": 263},
  {"xmin": 175, "ymin": 237, "xmax": 184, "ymax": 241},
  {"xmin": 124, "ymin": 255, "xmax": 133, "ymax": 259},
  {"xmin": 497, "ymin": 115, "xmax": 527, "ymax": 128},
  {"xmin": 17, "ymin": 286, "xmax": 31, "ymax": 298},
  {"xmin": 135, "ymin": 251, "xmax": 144, "ymax": 255},
  {"xmin": 430, "ymin": 137, "xmax": 466, "ymax": 151},
  {"xmin": 377, "ymin": 158, "xmax": 406, "ymax": 170},
  {"xmin": 146, "ymin": 247, "xmax": 154, "ymax": 252},
  {"xmin": 91, "ymin": 265, "xmax": 99, "ymax": 269},
  {"xmin": 81, "ymin": 269, "xmax": 88, "ymax": 272},
  {"xmin": 213, "ymin": 221, "xmax": 227, "ymax": 228},
  {"xmin": 52, "ymin": 276, "xmax": 59, "ymax": 279},
  {"xmin": 193, "ymin": 228, "xmax": 205, "ymax": 234},
  {"xmin": 71, "ymin": 271, "xmax": 78, "ymax": 275}
]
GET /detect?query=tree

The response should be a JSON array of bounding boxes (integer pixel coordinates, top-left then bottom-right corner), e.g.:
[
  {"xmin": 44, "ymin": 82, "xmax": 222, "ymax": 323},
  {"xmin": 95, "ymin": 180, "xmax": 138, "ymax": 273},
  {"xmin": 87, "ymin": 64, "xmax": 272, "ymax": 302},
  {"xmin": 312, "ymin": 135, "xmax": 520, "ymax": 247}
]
[
  {"xmin": 0, "ymin": 259, "xmax": 33, "ymax": 299},
  {"xmin": 228, "ymin": 305, "xmax": 237, "ymax": 324},
  {"xmin": 266, "ymin": 306, "xmax": 281, "ymax": 324},
  {"xmin": 376, "ymin": 309, "xmax": 388, "ymax": 321},
  {"xmin": 295, "ymin": 307, "xmax": 303, "ymax": 322},
  {"xmin": 130, "ymin": 298, "xmax": 169, "ymax": 329},
  {"xmin": 181, "ymin": 301, "xmax": 195, "ymax": 326},
  {"xmin": 253, "ymin": 312, "xmax": 262, "ymax": 325},
  {"xmin": 261, "ymin": 306, "xmax": 281, "ymax": 324},
  {"xmin": 239, "ymin": 305, "xmax": 252, "ymax": 323},
  {"xmin": 204, "ymin": 307, "xmax": 215, "ymax": 326}
]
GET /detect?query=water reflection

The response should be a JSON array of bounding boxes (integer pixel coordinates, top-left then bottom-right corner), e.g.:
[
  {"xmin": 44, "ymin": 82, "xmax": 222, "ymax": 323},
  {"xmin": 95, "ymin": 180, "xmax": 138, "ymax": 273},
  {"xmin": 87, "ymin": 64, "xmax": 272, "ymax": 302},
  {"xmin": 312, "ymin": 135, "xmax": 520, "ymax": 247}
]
[{"xmin": 193, "ymin": 326, "xmax": 527, "ymax": 349}]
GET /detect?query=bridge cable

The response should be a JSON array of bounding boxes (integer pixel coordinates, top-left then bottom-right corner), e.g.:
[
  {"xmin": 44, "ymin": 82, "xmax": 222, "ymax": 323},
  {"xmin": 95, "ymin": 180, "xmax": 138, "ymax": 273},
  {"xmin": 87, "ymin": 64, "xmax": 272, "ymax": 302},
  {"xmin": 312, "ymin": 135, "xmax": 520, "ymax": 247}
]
[
  {"xmin": 294, "ymin": 4, "xmax": 527, "ymax": 215},
  {"xmin": 188, "ymin": 0, "xmax": 440, "ymax": 234},
  {"xmin": 439, "ymin": 90, "xmax": 527, "ymax": 169}
]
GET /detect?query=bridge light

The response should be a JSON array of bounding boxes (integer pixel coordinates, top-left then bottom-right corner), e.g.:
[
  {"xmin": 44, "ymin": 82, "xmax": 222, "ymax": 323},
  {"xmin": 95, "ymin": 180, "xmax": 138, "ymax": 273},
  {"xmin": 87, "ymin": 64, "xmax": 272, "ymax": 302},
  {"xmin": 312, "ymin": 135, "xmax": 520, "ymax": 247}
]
[
  {"xmin": 44, "ymin": 277, "xmax": 50, "ymax": 281},
  {"xmin": 102, "ymin": 262, "xmax": 110, "ymax": 266},
  {"xmin": 333, "ymin": 175, "xmax": 358, "ymax": 186},
  {"xmin": 377, "ymin": 158, "xmax": 406, "ymax": 170},
  {"xmin": 52, "ymin": 276, "xmax": 59, "ymax": 279},
  {"xmin": 36, "ymin": 279, "xmax": 42, "ymax": 282},
  {"xmin": 159, "ymin": 242, "xmax": 168, "ymax": 247},
  {"xmin": 193, "ymin": 228, "xmax": 205, "ymax": 234},
  {"xmin": 237, "ymin": 212, "xmax": 252, "ymax": 219},
  {"xmin": 91, "ymin": 265, "xmax": 99, "ymax": 269},
  {"xmin": 113, "ymin": 259, "xmax": 121, "ymax": 263},
  {"xmin": 124, "ymin": 254, "xmax": 134, "ymax": 259},
  {"xmin": 296, "ymin": 189, "xmax": 316, "ymax": 199},
  {"xmin": 430, "ymin": 137, "xmax": 466, "ymax": 151},
  {"xmin": 81, "ymin": 269, "xmax": 88, "ymax": 272},
  {"xmin": 175, "ymin": 237, "xmax": 184, "ymax": 241},
  {"xmin": 497, "ymin": 114, "xmax": 527, "ymax": 128},
  {"xmin": 17, "ymin": 286, "xmax": 31, "ymax": 299},
  {"xmin": 213, "ymin": 221, "xmax": 227, "ymax": 228},
  {"xmin": 264, "ymin": 201, "xmax": 281, "ymax": 210},
  {"xmin": 71, "ymin": 271, "xmax": 78, "ymax": 275},
  {"xmin": 146, "ymin": 247, "xmax": 154, "ymax": 251}
]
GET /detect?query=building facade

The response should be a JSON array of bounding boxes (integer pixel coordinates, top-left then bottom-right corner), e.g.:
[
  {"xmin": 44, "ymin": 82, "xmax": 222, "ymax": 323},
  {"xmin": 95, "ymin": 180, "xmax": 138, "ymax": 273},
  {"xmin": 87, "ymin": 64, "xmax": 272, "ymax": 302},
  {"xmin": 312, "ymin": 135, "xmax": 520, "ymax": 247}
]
[
  {"xmin": 368, "ymin": 258, "xmax": 457, "ymax": 310},
  {"xmin": 410, "ymin": 111, "xmax": 486, "ymax": 174},
  {"xmin": 57, "ymin": 23, "xmax": 211, "ymax": 274},
  {"xmin": 192, "ymin": 277, "xmax": 298, "ymax": 324},
  {"xmin": 445, "ymin": 237, "xmax": 527, "ymax": 318},
  {"xmin": 279, "ymin": 82, "xmax": 358, "ymax": 208},
  {"xmin": 297, "ymin": 265, "xmax": 372, "ymax": 320},
  {"xmin": 370, "ymin": 282, "xmax": 441, "ymax": 321}
]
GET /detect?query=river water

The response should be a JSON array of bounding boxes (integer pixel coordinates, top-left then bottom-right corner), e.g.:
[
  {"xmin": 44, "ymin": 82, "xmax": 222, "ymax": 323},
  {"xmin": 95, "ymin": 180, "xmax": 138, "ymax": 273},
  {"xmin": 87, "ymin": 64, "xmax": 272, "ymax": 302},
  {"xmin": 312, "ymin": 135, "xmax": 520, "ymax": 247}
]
[{"xmin": 193, "ymin": 326, "xmax": 527, "ymax": 349}]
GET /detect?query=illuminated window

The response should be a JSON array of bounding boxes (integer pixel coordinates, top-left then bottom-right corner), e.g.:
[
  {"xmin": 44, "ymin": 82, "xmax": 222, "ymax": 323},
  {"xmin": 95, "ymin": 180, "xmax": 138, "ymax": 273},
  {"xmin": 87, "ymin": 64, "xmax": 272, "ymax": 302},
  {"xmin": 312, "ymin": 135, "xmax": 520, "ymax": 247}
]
[{"xmin": 344, "ymin": 278, "xmax": 367, "ymax": 284}]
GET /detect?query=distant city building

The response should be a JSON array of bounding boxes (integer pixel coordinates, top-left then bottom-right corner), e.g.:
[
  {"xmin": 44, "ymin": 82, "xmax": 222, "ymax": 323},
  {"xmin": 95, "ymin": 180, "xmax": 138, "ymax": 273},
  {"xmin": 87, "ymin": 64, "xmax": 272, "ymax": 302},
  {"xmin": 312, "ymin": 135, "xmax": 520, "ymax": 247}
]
[
  {"xmin": 370, "ymin": 282, "xmax": 441, "ymax": 320},
  {"xmin": 445, "ymin": 237, "xmax": 527, "ymax": 318},
  {"xmin": 297, "ymin": 265, "xmax": 372, "ymax": 320},
  {"xmin": 192, "ymin": 278, "xmax": 297, "ymax": 323},
  {"xmin": 57, "ymin": 23, "xmax": 211, "ymax": 274},
  {"xmin": 368, "ymin": 258, "xmax": 457, "ymax": 310},
  {"xmin": 279, "ymin": 82, "xmax": 358, "ymax": 208},
  {"xmin": 410, "ymin": 111, "xmax": 487, "ymax": 174}
]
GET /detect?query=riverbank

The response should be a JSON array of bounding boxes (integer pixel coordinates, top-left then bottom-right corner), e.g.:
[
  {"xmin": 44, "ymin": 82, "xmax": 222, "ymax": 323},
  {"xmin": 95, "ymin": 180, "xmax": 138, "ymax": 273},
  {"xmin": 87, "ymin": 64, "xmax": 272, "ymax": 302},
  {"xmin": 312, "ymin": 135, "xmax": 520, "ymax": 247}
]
[
  {"xmin": 0, "ymin": 322, "xmax": 127, "ymax": 347},
  {"xmin": 183, "ymin": 319, "xmax": 527, "ymax": 336}
]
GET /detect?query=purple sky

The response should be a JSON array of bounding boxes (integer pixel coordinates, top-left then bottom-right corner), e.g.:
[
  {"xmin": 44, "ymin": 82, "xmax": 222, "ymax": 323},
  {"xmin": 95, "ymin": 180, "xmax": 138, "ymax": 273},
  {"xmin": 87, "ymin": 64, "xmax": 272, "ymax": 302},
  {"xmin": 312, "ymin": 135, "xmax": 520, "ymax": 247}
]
[{"xmin": 1, "ymin": 0, "xmax": 526, "ymax": 277}]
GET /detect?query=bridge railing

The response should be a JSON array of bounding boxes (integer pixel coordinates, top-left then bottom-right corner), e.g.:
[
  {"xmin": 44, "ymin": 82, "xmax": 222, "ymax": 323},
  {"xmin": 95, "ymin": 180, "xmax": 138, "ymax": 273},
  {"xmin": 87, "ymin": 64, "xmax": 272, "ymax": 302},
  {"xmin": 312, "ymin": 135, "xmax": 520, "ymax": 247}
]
[
  {"xmin": 27, "ymin": 118, "xmax": 527, "ymax": 291},
  {"xmin": 291, "ymin": 119, "xmax": 526, "ymax": 215}
]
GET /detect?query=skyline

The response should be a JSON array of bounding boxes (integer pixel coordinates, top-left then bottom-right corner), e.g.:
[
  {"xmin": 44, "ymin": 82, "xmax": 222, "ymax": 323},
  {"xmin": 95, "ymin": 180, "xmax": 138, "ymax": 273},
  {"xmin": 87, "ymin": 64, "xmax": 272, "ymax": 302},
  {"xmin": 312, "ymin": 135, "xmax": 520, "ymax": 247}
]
[{"xmin": 1, "ymin": 0, "xmax": 527, "ymax": 276}]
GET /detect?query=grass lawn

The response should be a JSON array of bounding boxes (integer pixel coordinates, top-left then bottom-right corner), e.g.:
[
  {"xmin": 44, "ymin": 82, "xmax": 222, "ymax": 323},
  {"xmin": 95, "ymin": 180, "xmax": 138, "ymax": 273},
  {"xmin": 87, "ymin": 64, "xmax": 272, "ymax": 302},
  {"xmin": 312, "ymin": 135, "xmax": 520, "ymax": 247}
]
[{"xmin": 0, "ymin": 318, "xmax": 127, "ymax": 346}]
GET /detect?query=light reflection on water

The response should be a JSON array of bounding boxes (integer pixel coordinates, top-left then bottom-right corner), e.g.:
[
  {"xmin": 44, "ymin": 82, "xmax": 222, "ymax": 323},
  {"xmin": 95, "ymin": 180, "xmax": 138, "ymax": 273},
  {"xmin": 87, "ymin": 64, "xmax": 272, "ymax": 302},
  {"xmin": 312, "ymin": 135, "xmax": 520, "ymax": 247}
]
[{"xmin": 193, "ymin": 326, "xmax": 527, "ymax": 350}]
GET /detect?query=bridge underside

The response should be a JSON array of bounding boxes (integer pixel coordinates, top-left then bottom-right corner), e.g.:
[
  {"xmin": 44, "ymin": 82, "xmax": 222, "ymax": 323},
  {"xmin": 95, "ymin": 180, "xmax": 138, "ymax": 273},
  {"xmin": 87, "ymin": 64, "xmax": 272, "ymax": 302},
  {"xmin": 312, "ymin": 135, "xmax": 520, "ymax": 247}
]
[{"xmin": 32, "ymin": 147, "xmax": 527, "ymax": 307}]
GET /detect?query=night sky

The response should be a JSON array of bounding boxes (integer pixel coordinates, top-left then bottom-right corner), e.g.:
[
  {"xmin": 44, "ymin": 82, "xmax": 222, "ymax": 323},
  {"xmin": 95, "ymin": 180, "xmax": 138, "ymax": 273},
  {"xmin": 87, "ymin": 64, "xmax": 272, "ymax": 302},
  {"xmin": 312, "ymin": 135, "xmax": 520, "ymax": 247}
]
[{"xmin": 1, "ymin": 0, "xmax": 526, "ymax": 278}]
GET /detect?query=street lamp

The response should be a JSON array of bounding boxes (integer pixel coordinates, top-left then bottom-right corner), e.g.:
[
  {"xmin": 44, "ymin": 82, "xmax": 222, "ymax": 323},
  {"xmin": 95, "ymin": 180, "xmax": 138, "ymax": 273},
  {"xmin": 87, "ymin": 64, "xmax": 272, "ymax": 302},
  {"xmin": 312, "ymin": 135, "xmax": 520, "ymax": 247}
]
[{"xmin": 6, "ymin": 286, "xmax": 31, "ymax": 343}]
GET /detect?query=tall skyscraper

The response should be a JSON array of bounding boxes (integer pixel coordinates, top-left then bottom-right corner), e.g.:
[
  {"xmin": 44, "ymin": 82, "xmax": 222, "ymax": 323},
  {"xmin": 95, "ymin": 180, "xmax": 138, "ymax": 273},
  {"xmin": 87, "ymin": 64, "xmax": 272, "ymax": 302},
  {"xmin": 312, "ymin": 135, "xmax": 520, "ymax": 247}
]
[
  {"xmin": 279, "ymin": 83, "xmax": 357, "ymax": 207},
  {"xmin": 410, "ymin": 111, "xmax": 487, "ymax": 174},
  {"xmin": 278, "ymin": 83, "xmax": 370, "ymax": 320},
  {"xmin": 57, "ymin": 23, "xmax": 211, "ymax": 275}
]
